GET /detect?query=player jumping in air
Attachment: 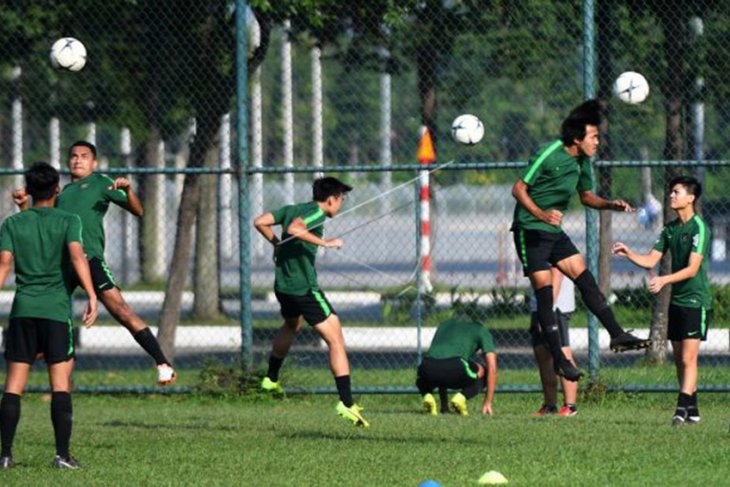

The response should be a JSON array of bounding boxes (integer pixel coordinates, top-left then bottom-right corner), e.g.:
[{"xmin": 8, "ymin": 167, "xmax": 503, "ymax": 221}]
[
  {"xmin": 613, "ymin": 176, "xmax": 711, "ymax": 426},
  {"xmin": 0, "ymin": 162, "xmax": 98, "ymax": 469},
  {"xmin": 254, "ymin": 177, "xmax": 369, "ymax": 428},
  {"xmin": 14, "ymin": 141, "xmax": 176, "ymax": 385},
  {"xmin": 511, "ymin": 99, "xmax": 650, "ymax": 382}
]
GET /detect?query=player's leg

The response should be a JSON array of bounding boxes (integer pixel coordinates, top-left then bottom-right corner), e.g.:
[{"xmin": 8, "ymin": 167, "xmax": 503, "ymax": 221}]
[
  {"xmin": 47, "ymin": 359, "xmax": 79, "ymax": 469},
  {"xmin": 416, "ymin": 359, "xmax": 438, "ymax": 415},
  {"xmin": 556, "ymin": 253, "xmax": 649, "ymax": 352},
  {"xmin": 558, "ymin": 347, "xmax": 579, "ymax": 417},
  {"xmin": 0, "ymin": 362, "xmax": 30, "ymax": 468},
  {"xmin": 262, "ymin": 316, "xmax": 302, "ymax": 393},
  {"xmin": 530, "ymin": 311, "xmax": 558, "ymax": 415}
]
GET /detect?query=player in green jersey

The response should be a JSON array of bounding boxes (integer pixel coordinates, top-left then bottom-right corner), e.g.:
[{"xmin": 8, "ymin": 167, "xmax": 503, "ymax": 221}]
[
  {"xmin": 254, "ymin": 177, "xmax": 369, "ymax": 428},
  {"xmin": 416, "ymin": 318, "xmax": 497, "ymax": 417},
  {"xmin": 13, "ymin": 141, "xmax": 175, "ymax": 385},
  {"xmin": 613, "ymin": 176, "xmax": 711, "ymax": 426},
  {"xmin": 511, "ymin": 99, "xmax": 650, "ymax": 383},
  {"xmin": 0, "ymin": 162, "xmax": 98, "ymax": 470}
]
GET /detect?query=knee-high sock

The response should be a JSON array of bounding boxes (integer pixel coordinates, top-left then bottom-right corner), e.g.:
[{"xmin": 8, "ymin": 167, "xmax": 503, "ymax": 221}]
[
  {"xmin": 535, "ymin": 286, "xmax": 563, "ymax": 365},
  {"xmin": 573, "ymin": 270, "xmax": 623, "ymax": 338},
  {"xmin": 51, "ymin": 392, "xmax": 72, "ymax": 458},
  {"xmin": 0, "ymin": 393, "xmax": 20, "ymax": 457},
  {"xmin": 133, "ymin": 328, "xmax": 170, "ymax": 366}
]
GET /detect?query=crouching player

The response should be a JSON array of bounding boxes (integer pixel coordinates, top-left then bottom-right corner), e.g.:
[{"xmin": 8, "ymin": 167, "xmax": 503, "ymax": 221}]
[
  {"xmin": 613, "ymin": 176, "xmax": 711, "ymax": 426},
  {"xmin": 0, "ymin": 163, "xmax": 98, "ymax": 469},
  {"xmin": 416, "ymin": 317, "xmax": 497, "ymax": 417}
]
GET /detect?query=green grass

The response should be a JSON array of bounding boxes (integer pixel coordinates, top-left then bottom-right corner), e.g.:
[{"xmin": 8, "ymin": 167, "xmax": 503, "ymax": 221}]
[{"xmin": 0, "ymin": 392, "xmax": 728, "ymax": 485}]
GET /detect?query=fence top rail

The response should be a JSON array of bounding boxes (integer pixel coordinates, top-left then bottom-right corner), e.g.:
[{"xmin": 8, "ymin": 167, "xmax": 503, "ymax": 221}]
[{"xmin": 0, "ymin": 167, "xmax": 237, "ymax": 176}]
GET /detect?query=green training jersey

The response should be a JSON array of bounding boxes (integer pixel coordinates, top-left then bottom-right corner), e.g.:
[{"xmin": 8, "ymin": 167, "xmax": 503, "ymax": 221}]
[
  {"xmin": 512, "ymin": 140, "xmax": 594, "ymax": 233},
  {"xmin": 0, "ymin": 207, "xmax": 83, "ymax": 322},
  {"xmin": 272, "ymin": 201, "xmax": 327, "ymax": 296},
  {"xmin": 56, "ymin": 173, "xmax": 128, "ymax": 260},
  {"xmin": 653, "ymin": 215, "xmax": 712, "ymax": 309},
  {"xmin": 426, "ymin": 318, "xmax": 495, "ymax": 360}
]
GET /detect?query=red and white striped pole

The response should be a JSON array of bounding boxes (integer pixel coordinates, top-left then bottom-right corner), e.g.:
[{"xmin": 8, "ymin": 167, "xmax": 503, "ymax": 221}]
[{"xmin": 417, "ymin": 126, "xmax": 436, "ymax": 293}]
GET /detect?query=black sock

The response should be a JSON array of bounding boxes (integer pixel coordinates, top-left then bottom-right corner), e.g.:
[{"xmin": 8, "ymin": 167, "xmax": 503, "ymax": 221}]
[
  {"xmin": 688, "ymin": 392, "xmax": 699, "ymax": 417},
  {"xmin": 674, "ymin": 392, "xmax": 691, "ymax": 417},
  {"xmin": 51, "ymin": 392, "xmax": 73, "ymax": 458},
  {"xmin": 535, "ymin": 286, "xmax": 563, "ymax": 365},
  {"xmin": 267, "ymin": 355, "xmax": 284, "ymax": 382},
  {"xmin": 133, "ymin": 328, "xmax": 170, "ymax": 366},
  {"xmin": 574, "ymin": 271, "xmax": 623, "ymax": 338},
  {"xmin": 0, "ymin": 393, "xmax": 21, "ymax": 457},
  {"xmin": 438, "ymin": 388, "xmax": 449, "ymax": 413},
  {"xmin": 335, "ymin": 375, "xmax": 353, "ymax": 408}
]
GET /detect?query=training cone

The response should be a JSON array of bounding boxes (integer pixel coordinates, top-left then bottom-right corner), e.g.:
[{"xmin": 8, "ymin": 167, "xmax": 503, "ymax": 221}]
[
  {"xmin": 478, "ymin": 470, "xmax": 508, "ymax": 485},
  {"xmin": 419, "ymin": 481, "xmax": 441, "ymax": 487}
]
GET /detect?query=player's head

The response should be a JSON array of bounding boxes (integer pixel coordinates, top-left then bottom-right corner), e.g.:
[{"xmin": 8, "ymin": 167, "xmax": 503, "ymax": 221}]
[
  {"xmin": 313, "ymin": 177, "xmax": 353, "ymax": 217},
  {"xmin": 561, "ymin": 99, "xmax": 601, "ymax": 157},
  {"xmin": 25, "ymin": 162, "xmax": 60, "ymax": 202},
  {"xmin": 668, "ymin": 175, "xmax": 701, "ymax": 210},
  {"xmin": 67, "ymin": 140, "xmax": 98, "ymax": 179}
]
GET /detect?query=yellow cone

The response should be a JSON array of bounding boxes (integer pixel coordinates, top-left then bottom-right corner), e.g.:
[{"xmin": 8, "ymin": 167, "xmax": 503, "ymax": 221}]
[{"xmin": 478, "ymin": 471, "xmax": 508, "ymax": 485}]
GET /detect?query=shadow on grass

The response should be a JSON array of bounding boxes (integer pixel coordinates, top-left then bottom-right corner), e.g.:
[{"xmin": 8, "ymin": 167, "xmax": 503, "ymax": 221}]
[
  {"xmin": 100, "ymin": 420, "xmax": 240, "ymax": 432},
  {"xmin": 279, "ymin": 429, "xmax": 493, "ymax": 445}
]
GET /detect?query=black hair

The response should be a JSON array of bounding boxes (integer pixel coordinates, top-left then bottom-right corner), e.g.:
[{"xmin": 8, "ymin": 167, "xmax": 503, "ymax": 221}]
[
  {"xmin": 669, "ymin": 175, "xmax": 702, "ymax": 201},
  {"xmin": 68, "ymin": 140, "xmax": 97, "ymax": 158},
  {"xmin": 312, "ymin": 177, "xmax": 353, "ymax": 202},
  {"xmin": 560, "ymin": 99, "xmax": 601, "ymax": 145},
  {"xmin": 25, "ymin": 162, "xmax": 60, "ymax": 201}
]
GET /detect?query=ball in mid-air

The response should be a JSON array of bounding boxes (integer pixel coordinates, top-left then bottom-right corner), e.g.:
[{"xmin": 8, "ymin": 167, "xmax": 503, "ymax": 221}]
[
  {"xmin": 613, "ymin": 71, "xmax": 649, "ymax": 104},
  {"xmin": 50, "ymin": 37, "xmax": 87, "ymax": 72},
  {"xmin": 451, "ymin": 114, "xmax": 484, "ymax": 145}
]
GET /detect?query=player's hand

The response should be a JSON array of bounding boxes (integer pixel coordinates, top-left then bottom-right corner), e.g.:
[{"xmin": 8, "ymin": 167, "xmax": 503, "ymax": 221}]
[
  {"xmin": 482, "ymin": 402, "xmax": 493, "ymax": 416},
  {"xmin": 272, "ymin": 244, "xmax": 280, "ymax": 264},
  {"xmin": 542, "ymin": 209, "xmax": 563, "ymax": 226},
  {"xmin": 110, "ymin": 177, "xmax": 131, "ymax": 192},
  {"xmin": 647, "ymin": 276, "xmax": 666, "ymax": 294},
  {"xmin": 324, "ymin": 238, "xmax": 343, "ymax": 249},
  {"xmin": 82, "ymin": 297, "xmax": 98, "ymax": 327},
  {"xmin": 12, "ymin": 188, "xmax": 29, "ymax": 209},
  {"xmin": 612, "ymin": 242, "xmax": 631, "ymax": 256},
  {"xmin": 612, "ymin": 199, "xmax": 635, "ymax": 212}
]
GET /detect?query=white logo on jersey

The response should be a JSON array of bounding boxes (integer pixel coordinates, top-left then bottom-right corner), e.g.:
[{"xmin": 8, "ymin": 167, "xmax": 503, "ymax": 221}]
[{"xmin": 692, "ymin": 234, "xmax": 699, "ymax": 248}]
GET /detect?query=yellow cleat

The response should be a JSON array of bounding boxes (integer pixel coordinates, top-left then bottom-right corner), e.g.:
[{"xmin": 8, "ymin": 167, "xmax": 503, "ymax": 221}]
[
  {"xmin": 422, "ymin": 393, "xmax": 438, "ymax": 416},
  {"xmin": 336, "ymin": 401, "xmax": 370, "ymax": 428},
  {"xmin": 450, "ymin": 392, "xmax": 469, "ymax": 417},
  {"xmin": 260, "ymin": 377, "xmax": 284, "ymax": 394}
]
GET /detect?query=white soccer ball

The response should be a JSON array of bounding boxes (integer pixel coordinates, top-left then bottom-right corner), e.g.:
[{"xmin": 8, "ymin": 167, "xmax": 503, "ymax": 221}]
[
  {"xmin": 613, "ymin": 71, "xmax": 650, "ymax": 105},
  {"xmin": 451, "ymin": 114, "xmax": 484, "ymax": 145},
  {"xmin": 50, "ymin": 37, "xmax": 87, "ymax": 72}
]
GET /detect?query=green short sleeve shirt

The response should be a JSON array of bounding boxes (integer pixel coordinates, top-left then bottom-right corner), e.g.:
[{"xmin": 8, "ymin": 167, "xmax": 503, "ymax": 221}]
[
  {"xmin": 0, "ymin": 208, "xmax": 83, "ymax": 322},
  {"xmin": 653, "ymin": 215, "xmax": 712, "ymax": 309},
  {"xmin": 512, "ymin": 140, "xmax": 593, "ymax": 233},
  {"xmin": 57, "ymin": 173, "xmax": 128, "ymax": 259},
  {"xmin": 272, "ymin": 201, "xmax": 327, "ymax": 296},
  {"xmin": 425, "ymin": 318, "xmax": 496, "ymax": 360}
]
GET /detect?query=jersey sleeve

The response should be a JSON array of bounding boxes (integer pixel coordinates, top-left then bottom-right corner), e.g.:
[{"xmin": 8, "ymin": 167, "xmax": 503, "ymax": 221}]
[
  {"xmin": 691, "ymin": 219, "xmax": 710, "ymax": 255},
  {"xmin": 271, "ymin": 206, "xmax": 290, "ymax": 225},
  {"xmin": 576, "ymin": 159, "xmax": 594, "ymax": 192},
  {"xmin": 652, "ymin": 226, "xmax": 669, "ymax": 253},
  {"xmin": 66, "ymin": 215, "xmax": 84, "ymax": 244},
  {"xmin": 0, "ymin": 220, "xmax": 13, "ymax": 254},
  {"xmin": 479, "ymin": 328, "xmax": 496, "ymax": 354},
  {"xmin": 102, "ymin": 176, "xmax": 130, "ymax": 205},
  {"xmin": 520, "ymin": 155, "xmax": 546, "ymax": 187}
]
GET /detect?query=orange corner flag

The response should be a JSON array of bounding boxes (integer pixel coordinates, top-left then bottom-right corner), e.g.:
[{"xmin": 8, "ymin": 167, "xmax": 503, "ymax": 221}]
[{"xmin": 417, "ymin": 127, "xmax": 436, "ymax": 164}]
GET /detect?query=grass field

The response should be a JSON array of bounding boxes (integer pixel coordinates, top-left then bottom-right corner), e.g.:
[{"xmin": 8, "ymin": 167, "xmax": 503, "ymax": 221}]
[{"xmin": 0, "ymin": 391, "xmax": 728, "ymax": 486}]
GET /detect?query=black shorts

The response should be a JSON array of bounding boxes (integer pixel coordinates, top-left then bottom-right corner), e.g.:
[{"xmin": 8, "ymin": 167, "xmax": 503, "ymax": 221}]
[
  {"xmin": 513, "ymin": 229, "xmax": 580, "ymax": 276},
  {"xmin": 69, "ymin": 257, "xmax": 118, "ymax": 295},
  {"xmin": 416, "ymin": 357, "xmax": 479, "ymax": 390},
  {"xmin": 530, "ymin": 310, "xmax": 571, "ymax": 347},
  {"xmin": 3, "ymin": 317, "xmax": 75, "ymax": 364},
  {"xmin": 668, "ymin": 304, "xmax": 711, "ymax": 341},
  {"xmin": 275, "ymin": 289, "xmax": 336, "ymax": 326}
]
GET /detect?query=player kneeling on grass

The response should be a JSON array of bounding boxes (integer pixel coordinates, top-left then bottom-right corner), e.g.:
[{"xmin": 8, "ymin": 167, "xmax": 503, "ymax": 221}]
[
  {"xmin": 613, "ymin": 176, "xmax": 711, "ymax": 427},
  {"xmin": 0, "ymin": 162, "xmax": 98, "ymax": 470},
  {"xmin": 416, "ymin": 317, "xmax": 497, "ymax": 417},
  {"xmin": 254, "ymin": 177, "xmax": 369, "ymax": 428}
]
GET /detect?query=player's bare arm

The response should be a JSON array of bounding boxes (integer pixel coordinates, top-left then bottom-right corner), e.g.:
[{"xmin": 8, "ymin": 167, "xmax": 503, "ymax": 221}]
[
  {"xmin": 512, "ymin": 179, "xmax": 563, "ymax": 226},
  {"xmin": 287, "ymin": 217, "xmax": 343, "ymax": 248},
  {"xmin": 68, "ymin": 241, "xmax": 98, "ymax": 327},
  {"xmin": 648, "ymin": 252, "xmax": 704, "ymax": 294},
  {"xmin": 482, "ymin": 352, "xmax": 498, "ymax": 416},
  {"xmin": 0, "ymin": 251, "xmax": 13, "ymax": 288},
  {"xmin": 111, "ymin": 177, "xmax": 144, "ymax": 217},
  {"xmin": 579, "ymin": 190, "xmax": 635, "ymax": 212},
  {"xmin": 613, "ymin": 244, "xmax": 663, "ymax": 270},
  {"xmin": 253, "ymin": 212, "xmax": 280, "ymax": 246}
]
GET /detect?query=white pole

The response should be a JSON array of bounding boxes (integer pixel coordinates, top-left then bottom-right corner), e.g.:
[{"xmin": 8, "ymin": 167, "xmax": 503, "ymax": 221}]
[
  {"xmin": 219, "ymin": 113, "xmax": 234, "ymax": 261},
  {"xmin": 155, "ymin": 140, "xmax": 167, "ymax": 276},
  {"xmin": 251, "ymin": 17, "xmax": 264, "ymax": 258},
  {"xmin": 120, "ymin": 127, "xmax": 137, "ymax": 284},
  {"xmin": 282, "ymin": 20, "xmax": 295, "ymax": 204},
  {"xmin": 379, "ymin": 45, "xmax": 392, "ymax": 213},
  {"xmin": 311, "ymin": 44, "xmax": 324, "ymax": 179},
  {"xmin": 50, "ymin": 118, "xmax": 60, "ymax": 169},
  {"xmin": 12, "ymin": 67, "xmax": 23, "ymax": 190}
]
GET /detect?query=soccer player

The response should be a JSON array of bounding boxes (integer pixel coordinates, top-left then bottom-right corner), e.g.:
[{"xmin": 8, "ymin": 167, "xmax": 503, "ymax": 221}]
[
  {"xmin": 416, "ymin": 317, "xmax": 497, "ymax": 417},
  {"xmin": 254, "ymin": 177, "xmax": 369, "ymax": 428},
  {"xmin": 511, "ymin": 99, "xmax": 650, "ymax": 382},
  {"xmin": 0, "ymin": 162, "xmax": 98, "ymax": 469},
  {"xmin": 14, "ymin": 141, "xmax": 176, "ymax": 385},
  {"xmin": 530, "ymin": 268, "xmax": 579, "ymax": 416},
  {"xmin": 613, "ymin": 176, "xmax": 711, "ymax": 426}
]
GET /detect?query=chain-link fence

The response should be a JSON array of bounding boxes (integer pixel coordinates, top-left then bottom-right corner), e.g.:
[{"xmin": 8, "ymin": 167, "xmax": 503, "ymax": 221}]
[{"xmin": 1, "ymin": 1, "xmax": 730, "ymax": 392}]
